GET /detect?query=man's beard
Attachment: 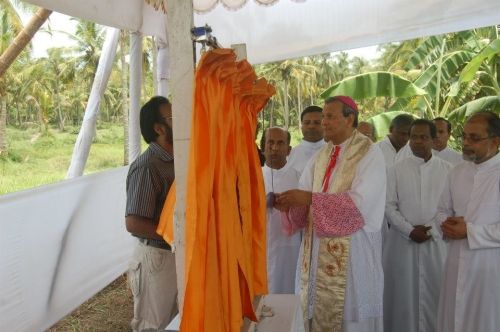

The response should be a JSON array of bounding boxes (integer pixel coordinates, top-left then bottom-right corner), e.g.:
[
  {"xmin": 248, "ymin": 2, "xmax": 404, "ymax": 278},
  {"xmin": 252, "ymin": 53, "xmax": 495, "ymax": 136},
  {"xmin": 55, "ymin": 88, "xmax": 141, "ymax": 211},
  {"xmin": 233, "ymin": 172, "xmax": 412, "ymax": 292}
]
[
  {"xmin": 462, "ymin": 147, "xmax": 476, "ymax": 162},
  {"xmin": 165, "ymin": 124, "xmax": 174, "ymax": 145}
]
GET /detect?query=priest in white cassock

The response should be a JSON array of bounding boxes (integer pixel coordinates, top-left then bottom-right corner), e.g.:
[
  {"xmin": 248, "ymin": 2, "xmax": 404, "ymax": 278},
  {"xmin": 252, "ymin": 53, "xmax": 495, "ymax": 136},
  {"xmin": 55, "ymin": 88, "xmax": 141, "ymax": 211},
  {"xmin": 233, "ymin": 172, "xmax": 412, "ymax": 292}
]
[
  {"xmin": 262, "ymin": 127, "xmax": 302, "ymax": 294},
  {"xmin": 432, "ymin": 117, "xmax": 463, "ymax": 166},
  {"xmin": 376, "ymin": 114, "xmax": 414, "ymax": 168},
  {"xmin": 275, "ymin": 96, "xmax": 385, "ymax": 332},
  {"xmin": 383, "ymin": 119, "xmax": 451, "ymax": 332},
  {"xmin": 288, "ymin": 106, "xmax": 325, "ymax": 175},
  {"xmin": 437, "ymin": 111, "xmax": 500, "ymax": 332}
]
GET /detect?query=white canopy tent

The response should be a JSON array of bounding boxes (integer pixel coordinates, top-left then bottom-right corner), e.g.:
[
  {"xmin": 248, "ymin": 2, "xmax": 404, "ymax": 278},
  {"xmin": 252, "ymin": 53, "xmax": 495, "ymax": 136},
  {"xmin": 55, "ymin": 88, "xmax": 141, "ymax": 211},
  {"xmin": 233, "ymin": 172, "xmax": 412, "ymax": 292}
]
[
  {"xmin": 1, "ymin": 0, "xmax": 499, "ymax": 331},
  {"xmin": 23, "ymin": 0, "xmax": 500, "ymax": 64}
]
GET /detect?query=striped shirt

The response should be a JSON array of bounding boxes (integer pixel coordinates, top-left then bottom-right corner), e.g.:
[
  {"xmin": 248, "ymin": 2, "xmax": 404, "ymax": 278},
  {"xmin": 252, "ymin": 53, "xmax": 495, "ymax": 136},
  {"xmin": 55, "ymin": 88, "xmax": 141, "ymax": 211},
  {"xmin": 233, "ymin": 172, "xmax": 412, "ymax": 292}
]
[{"xmin": 126, "ymin": 142, "xmax": 175, "ymax": 224}]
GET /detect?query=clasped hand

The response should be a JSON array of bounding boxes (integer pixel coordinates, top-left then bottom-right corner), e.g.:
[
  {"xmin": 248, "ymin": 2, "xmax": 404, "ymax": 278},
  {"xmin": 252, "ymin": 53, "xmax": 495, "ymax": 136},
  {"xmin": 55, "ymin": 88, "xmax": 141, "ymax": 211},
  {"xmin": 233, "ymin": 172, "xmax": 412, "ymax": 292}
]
[{"xmin": 441, "ymin": 216, "xmax": 467, "ymax": 240}]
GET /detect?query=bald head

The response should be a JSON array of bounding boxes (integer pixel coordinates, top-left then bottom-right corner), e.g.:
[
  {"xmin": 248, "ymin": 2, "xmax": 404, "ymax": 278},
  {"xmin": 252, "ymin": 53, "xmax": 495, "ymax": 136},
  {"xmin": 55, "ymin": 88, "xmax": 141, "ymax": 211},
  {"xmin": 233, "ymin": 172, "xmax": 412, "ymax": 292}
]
[
  {"xmin": 263, "ymin": 127, "xmax": 291, "ymax": 169},
  {"xmin": 358, "ymin": 121, "xmax": 376, "ymax": 141}
]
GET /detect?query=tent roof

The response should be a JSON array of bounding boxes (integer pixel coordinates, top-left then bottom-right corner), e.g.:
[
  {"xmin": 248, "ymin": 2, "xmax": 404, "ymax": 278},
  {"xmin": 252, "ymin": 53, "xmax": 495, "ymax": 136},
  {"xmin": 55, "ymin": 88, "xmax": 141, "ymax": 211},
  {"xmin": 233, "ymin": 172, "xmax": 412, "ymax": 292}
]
[{"xmin": 24, "ymin": 0, "xmax": 500, "ymax": 63}]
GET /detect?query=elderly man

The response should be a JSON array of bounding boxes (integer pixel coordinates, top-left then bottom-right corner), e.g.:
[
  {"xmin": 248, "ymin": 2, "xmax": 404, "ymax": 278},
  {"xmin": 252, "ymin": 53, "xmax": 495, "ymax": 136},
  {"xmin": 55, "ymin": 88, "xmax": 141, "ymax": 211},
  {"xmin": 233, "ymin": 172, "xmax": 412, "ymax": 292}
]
[
  {"xmin": 377, "ymin": 114, "xmax": 414, "ymax": 167},
  {"xmin": 358, "ymin": 121, "xmax": 376, "ymax": 142},
  {"xmin": 275, "ymin": 96, "xmax": 385, "ymax": 332},
  {"xmin": 383, "ymin": 119, "xmax": 451, "ymax": 332},
  {"xmin": 288, "ymin": 105, "xmax": 325, "ymax": 175},
  {"xmin": 432, "ymin": 117, "xmax": 463, "ymax": 166},
  {"xmin": 437, "ymin": 111, "xmax": 500, "ymax": 332},
  {"xmin": 262, "ymin": 127, "xmax": 302, "ymax": 294}
]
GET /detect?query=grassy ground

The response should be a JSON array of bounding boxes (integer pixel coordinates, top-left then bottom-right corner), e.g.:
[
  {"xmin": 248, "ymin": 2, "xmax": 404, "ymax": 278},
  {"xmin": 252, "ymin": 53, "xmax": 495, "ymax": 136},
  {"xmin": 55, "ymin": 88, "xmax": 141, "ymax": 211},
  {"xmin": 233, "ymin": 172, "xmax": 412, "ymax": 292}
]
[
  {"xmin": 0, "ymin": 123, "xmax": 127, "ymax": 195},
  {"xmin": 48, "ymin": 275, "xmax": 133, "ymax": 332}
]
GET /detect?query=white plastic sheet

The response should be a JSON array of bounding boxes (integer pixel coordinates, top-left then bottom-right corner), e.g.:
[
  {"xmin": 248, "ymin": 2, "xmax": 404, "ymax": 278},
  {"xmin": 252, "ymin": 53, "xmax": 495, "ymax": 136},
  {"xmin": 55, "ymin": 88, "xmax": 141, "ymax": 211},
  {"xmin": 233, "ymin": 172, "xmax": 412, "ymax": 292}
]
[{"xmin": 0, "ymin": 167, "xmax": 134, "ymax": 332}]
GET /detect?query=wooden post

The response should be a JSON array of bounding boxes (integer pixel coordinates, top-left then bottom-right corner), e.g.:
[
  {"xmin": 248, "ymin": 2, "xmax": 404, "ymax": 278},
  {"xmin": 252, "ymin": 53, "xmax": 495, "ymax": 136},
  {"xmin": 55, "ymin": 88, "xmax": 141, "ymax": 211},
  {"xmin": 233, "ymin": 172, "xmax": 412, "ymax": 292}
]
[{"xmin": 165, "ymin": 0, "xmax": 194, "ymax": 317}]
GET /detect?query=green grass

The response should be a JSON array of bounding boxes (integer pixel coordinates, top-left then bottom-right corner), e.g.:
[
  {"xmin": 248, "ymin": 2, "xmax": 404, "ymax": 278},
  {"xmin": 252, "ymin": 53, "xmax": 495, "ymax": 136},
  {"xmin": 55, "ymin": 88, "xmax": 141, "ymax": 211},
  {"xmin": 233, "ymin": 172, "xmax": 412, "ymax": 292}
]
[
  {"xmin": 0, "ymin": 124, "xmax": 304, "ymax": 195},
  {"xmin": 0, "ymin": 124, "xmax": 127, "ymax": 195}
]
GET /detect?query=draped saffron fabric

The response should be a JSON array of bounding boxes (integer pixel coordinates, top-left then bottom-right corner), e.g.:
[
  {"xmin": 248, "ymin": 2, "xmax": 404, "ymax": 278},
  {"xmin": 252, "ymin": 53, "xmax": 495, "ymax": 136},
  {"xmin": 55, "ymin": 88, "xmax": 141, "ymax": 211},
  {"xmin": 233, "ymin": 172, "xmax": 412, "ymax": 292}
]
[{"xmin": 157, "ymin": 49, "xmax": 275, "ymax": 332}]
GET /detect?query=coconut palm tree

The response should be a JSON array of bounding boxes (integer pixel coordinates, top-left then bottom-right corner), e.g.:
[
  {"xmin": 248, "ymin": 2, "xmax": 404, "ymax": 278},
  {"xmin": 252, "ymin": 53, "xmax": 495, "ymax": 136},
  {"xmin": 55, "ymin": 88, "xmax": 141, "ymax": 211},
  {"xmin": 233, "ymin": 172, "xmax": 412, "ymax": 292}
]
[{"xmin": 0, "ymin": 1, "xmax": 52, "ymax": 154}]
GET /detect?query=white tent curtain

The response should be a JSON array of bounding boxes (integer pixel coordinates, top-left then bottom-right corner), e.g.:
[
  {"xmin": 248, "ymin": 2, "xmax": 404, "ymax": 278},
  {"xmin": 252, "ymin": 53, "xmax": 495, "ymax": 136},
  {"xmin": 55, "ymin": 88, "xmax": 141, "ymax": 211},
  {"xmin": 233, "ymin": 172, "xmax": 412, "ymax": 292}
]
[{"xmin": 0, "ymin": 167, "xmax": 134, "ymax": 332}]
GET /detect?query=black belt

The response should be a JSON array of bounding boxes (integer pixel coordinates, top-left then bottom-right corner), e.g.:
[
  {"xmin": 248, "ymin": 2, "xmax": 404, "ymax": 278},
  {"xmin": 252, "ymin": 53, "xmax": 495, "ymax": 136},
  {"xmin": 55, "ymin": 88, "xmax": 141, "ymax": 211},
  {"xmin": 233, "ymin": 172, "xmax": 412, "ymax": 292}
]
[{"xmin": 137, "ymin": 237, "xmax": 171, "ymax": 251}]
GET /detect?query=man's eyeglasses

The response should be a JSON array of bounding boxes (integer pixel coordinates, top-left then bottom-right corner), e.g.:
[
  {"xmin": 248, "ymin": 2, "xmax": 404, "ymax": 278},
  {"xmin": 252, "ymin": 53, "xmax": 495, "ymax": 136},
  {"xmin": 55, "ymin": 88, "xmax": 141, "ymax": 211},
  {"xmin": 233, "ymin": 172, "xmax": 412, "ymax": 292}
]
[{"xmin": 456, "ymin": 134, "xmax": 495, "ymax": 144}]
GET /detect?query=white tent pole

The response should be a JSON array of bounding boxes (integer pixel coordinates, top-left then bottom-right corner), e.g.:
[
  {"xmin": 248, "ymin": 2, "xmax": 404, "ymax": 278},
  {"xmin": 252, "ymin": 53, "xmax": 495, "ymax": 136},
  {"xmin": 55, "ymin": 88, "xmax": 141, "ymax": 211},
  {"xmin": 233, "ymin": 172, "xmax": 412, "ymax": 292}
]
[
  {"xmin": 128, "ymin": 31, "xmax": 143, "ymax": 163},
  {"xmin": 156, "ymin": 37, "xmax": 170, "ymax": 98},
  {"xmin": 152, "ymin": 37, "xmax": 158, "ymax": 95},
  {"xmin": 165, "ymin": 0, "xmax": 194, "ymax": 318},
  {"xmin": 66, "ymin": 27, "xmax": 120, "ymax": 179}
]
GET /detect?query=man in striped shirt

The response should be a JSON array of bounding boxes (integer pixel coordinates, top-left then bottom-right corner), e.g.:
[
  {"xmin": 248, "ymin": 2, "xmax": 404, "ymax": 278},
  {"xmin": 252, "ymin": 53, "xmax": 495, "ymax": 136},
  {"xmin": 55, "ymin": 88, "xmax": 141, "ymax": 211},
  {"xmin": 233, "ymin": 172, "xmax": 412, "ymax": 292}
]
[{"xmin": 125, "ymin": 96, "xmax": 177, "ymax": 331}]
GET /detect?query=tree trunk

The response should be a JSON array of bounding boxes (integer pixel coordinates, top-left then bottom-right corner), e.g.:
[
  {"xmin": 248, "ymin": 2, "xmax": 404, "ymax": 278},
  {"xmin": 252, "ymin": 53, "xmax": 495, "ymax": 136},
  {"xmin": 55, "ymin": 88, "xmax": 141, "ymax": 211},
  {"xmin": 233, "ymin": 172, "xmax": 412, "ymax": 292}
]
[
  {"xmin": 55, "ymin": 81, "xmax": 65, "ymax": 131},
  {"xmin": 283, "ymin": 78, "xmax": 289, "ymax": 129},
  {"xmin": 0, "ymin": 95, "xmax": 6, "ymax": 155},
  {"xmin": 296, "ymin": 81, "xmax": 302, "ymax": 128},
  {"xmin": 270, "ymin": 98, "xmax": 275, "ymax": 127},
  {"xmin": 0, "ymin": 8, "xmax": 52, "ymax": 77},
  {"xmin": 120, "ymin": 30, "xmax": 129, "ymax": 165}
]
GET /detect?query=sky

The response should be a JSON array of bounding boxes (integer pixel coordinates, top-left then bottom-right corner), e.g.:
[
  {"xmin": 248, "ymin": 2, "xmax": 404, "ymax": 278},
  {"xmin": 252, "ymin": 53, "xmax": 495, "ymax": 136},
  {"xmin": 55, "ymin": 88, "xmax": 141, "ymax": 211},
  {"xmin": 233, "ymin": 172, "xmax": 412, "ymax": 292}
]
[{"xmin": 19, "ymin": 10, "xmax": 380, "ymax": 61}]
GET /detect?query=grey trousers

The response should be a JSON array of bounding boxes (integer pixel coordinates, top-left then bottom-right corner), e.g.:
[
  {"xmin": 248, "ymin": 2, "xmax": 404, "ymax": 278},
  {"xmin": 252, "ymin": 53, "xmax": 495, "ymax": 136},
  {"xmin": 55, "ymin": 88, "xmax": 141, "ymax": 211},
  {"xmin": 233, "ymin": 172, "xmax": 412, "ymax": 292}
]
[{"xmin": 128, "ymin": 241, "xmax": 178, "ymax": 332}]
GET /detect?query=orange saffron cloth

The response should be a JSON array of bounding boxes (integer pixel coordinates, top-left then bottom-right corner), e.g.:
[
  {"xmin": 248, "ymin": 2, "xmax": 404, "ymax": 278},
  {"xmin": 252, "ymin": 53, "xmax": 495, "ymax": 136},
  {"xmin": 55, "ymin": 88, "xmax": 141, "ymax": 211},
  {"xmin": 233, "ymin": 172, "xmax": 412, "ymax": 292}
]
[{"xmin": 156, "ymin": 49, "xmax": 275, "ymax": 331}]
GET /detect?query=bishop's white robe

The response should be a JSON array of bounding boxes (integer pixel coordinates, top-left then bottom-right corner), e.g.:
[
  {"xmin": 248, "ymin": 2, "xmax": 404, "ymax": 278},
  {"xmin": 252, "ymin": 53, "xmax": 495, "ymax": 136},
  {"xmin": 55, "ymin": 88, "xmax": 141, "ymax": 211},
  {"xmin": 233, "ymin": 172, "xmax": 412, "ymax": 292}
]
[
  {"xmin": 288, "ymin": 139, "xmax": 325, "ymax": 175},
  {"xmin": 295, "ymin": 140, "xmax": 386, "ymax": 331},
  {"xmin": 434, "ymin": 146, "xmax": 463, "ymax": 166},
  {"xmin": 436, "ymin": 152, "xmax": 500, "ymax": 332},
  {"xmin": 383, "ymin": 155, "xmax": 451, "ymax": 332},
  {"xmin": 263, "ymin": 163, "xmax": 302, "ymax": 294}
]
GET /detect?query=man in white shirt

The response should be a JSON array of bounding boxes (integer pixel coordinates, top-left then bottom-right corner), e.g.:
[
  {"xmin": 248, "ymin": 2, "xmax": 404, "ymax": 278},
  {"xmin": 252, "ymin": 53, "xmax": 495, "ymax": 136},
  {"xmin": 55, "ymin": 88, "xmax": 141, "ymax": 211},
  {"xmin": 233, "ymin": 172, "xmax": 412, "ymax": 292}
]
[
  {"xmin": 383, "ymin": 119, "xmax": 451, "ymax": 332},
  {"xmin": 377, "ymin": 114, "xmax": 414, "ymax": 168},
  {"xmin": 437, "ymin": 111, "xmax": 500, "ymax": 332},
  {"xmin": 275, "ymin": 96, "xmax": 385, "ymax": 332},
  {"xmin": 288, "ymin": 106, "xmax": 325, "ymax": 175},
  {"xmin": 432, "ymin": 117, "xmax": 463, "ymax": 166},
  {"xmin": 262, "ymin": 127, "xmax": 302, "ymax": 294}
]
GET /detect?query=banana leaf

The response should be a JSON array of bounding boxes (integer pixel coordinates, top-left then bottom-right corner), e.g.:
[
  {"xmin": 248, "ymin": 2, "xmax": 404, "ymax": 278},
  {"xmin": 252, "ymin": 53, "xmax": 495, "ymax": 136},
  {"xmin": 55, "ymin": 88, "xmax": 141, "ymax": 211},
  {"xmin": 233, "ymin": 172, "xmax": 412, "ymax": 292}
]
[
  {"xmin": 320, "ymin": 71, "xmax": 427, "ymax": 100},
  {"xmin": 404, "ymin": 36, "xmax": 444, "ymax": 70},
  {"xmin": 447, "ymin": 96, "xmax": 500, "ymax": 123},
  {"xmin": 458, "ymin": 39, "xmax": 500, "ymax": 83}
]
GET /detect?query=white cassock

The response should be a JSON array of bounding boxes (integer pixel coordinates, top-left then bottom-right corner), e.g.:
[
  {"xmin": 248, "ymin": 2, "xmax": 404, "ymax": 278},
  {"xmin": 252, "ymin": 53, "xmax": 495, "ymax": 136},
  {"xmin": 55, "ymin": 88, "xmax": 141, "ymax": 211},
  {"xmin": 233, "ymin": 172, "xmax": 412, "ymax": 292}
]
[
  {"xmin": 433, "ymin": 147, "xmax": 463, "ymax": 166},
  {"xmin": 376, "ymin": 136, "xmax": 410, "ymax": 241},
  {"xmin": 383, "ymin": 155, "xmax": 452, "ymax": 332},
  {"xmin": 377, "ymin": 136, "xmax": 410, "ymax": 168},
  {"xmin": 288, "ymin": 139, "xmax": 325, "ymax": 175},
  {"xmin": 436, "ymin": 152, "xmax": 500, "ymax": 332},
  {"xmin": 262, "ymin": 163, "xmax": 302, "ymax": 294},
  {"xmin": 300, "ymin": 142, "xmax": 386, "ymax": 331}
]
